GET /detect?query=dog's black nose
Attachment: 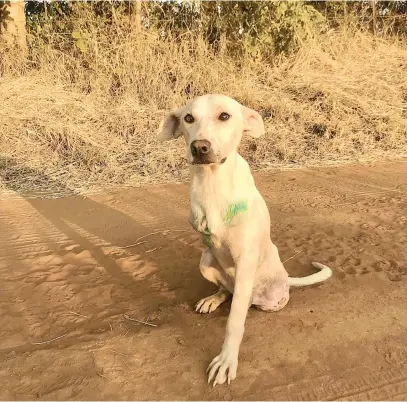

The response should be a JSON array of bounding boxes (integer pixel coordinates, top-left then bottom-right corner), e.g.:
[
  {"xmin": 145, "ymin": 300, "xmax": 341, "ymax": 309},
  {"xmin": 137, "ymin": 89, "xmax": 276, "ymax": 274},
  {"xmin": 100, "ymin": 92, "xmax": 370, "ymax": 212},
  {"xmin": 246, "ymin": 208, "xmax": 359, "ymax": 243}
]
[{"xmin": 190, "ymin": 140, "xmax": 212, "ymax": 157}]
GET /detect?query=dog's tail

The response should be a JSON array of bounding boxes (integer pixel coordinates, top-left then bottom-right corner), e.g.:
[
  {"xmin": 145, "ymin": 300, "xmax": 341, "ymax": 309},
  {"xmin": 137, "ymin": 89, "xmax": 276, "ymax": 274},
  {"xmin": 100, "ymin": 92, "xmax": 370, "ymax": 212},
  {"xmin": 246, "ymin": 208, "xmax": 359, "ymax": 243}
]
[{"xmin": 287, "ymin": 262, "xmax": 333, "ymax": 287}]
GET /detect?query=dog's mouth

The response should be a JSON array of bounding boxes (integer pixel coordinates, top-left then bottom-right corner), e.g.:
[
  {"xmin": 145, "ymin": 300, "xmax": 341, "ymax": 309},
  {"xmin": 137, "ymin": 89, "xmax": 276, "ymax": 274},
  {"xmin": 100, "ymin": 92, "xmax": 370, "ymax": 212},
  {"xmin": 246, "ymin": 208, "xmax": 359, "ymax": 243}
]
[{"xmin": 191, "ymin": 156, "xmax": 227, "ymax": 166}]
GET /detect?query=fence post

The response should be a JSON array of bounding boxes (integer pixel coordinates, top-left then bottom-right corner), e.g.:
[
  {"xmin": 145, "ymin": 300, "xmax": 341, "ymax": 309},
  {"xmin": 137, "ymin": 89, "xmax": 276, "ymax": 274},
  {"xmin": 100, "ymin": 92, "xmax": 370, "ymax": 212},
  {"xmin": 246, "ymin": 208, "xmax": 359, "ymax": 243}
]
[{"xmin": 372, "ymin": 0, "xmax": 377, "ymax": 35}]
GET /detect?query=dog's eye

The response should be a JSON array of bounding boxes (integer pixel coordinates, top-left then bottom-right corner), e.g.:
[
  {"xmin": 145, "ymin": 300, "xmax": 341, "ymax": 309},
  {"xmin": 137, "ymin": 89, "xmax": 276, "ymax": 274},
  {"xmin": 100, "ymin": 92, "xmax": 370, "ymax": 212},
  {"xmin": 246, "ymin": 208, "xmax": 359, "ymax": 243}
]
[
  {"xmin": 184, "ymin": 114, "xmax": 195, "ymax": 124},
  {"xmin": 219, "ymin": 112, "xmax": 230, "ymax": 121}
]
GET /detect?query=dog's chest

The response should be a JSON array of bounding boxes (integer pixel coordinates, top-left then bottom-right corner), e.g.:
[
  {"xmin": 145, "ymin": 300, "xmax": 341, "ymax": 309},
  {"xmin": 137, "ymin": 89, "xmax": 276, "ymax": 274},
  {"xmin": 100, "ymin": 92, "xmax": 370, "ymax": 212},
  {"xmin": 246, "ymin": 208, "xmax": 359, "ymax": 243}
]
[
  {"xmin": 190, "ymin": 198, "xmax": 248, "ymax": 248},
  {"xmin": 189, "ymin": 173, "xmax": 249, "ymax": 247},
  {"xmin": 190, "ymin": 202, "xmax": 224, "ymax": 247}
]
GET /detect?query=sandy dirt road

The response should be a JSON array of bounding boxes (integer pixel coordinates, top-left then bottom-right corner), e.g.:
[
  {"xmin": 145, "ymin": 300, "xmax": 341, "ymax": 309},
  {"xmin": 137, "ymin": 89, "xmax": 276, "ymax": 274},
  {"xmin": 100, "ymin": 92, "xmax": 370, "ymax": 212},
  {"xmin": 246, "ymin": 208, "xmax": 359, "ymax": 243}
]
[{"xmin": 0, "ymin": 161, "xmax": 406, "ymax": 400}]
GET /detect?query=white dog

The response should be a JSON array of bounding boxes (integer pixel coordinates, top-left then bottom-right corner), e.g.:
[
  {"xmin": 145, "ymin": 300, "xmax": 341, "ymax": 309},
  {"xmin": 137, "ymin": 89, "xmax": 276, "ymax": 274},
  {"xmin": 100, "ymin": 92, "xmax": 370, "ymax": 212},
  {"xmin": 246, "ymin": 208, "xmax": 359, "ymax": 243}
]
[{"xmin": 157, "ymin": 94, "xmax": 332, "ymax": 386}]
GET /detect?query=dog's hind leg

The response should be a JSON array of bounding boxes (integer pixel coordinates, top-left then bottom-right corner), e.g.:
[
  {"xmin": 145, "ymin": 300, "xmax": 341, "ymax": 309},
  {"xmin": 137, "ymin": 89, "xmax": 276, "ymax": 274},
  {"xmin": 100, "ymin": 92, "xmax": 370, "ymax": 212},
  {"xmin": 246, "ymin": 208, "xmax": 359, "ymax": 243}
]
[
  {"xmin": 252, "ymin": 276, "xmax": 289, "ymax": 312},
  {"xmin": 196, "ymin": 248, "xmax": 232, "ymax": 314}
]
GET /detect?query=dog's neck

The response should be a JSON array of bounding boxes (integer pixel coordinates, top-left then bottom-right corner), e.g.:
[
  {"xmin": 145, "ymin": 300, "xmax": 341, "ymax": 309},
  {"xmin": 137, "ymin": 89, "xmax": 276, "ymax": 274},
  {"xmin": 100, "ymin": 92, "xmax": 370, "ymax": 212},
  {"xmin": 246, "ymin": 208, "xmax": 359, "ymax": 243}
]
[
  {"xmin": 189, "ymin": 151, "xmax": 254, "ymax": 235},
  {"xmin": 189, "ymin": 151, "xmax": 239, "ymax": 196},
  {"xmin": 189, "ymin": 150, "xmax": 253, "ymax": 211}
]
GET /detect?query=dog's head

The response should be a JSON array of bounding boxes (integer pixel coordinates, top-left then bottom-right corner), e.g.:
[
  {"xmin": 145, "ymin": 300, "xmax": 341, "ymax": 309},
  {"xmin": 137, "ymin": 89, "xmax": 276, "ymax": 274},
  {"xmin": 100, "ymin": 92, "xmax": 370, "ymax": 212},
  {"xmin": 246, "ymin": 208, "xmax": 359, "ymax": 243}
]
[{"xmin": 157, "ymin": 94, "xmax": 264, "ymax": 166}]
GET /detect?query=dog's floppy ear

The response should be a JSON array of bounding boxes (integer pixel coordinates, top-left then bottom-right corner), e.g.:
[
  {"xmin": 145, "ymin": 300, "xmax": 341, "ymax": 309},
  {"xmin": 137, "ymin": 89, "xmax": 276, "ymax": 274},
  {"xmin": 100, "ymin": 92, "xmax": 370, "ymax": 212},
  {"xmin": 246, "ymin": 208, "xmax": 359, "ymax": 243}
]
[
  {"xmin": 242, "ymin": 106, "xmax": 265, "ymax": 138},
  {"xmin": 157, "ymin": 107, "xmax": 184, "ymax": 142}
]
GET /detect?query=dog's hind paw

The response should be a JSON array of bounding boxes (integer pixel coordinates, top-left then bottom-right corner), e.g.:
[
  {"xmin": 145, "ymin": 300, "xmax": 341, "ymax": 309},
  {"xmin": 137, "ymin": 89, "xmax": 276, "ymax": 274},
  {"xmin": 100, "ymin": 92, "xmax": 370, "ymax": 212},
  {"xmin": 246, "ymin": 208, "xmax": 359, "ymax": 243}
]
[{"xmin": 195, "ymin": 289, "xmax": 230, "ymax": 314}]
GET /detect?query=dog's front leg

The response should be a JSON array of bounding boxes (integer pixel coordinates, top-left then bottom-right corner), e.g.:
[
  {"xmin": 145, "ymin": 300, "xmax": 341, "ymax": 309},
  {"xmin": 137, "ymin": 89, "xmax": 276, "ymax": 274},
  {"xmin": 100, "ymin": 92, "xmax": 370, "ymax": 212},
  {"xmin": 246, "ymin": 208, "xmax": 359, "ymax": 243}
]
[
  {"xmin": 207, "ymin": 249, "xmax": 258, "ymax": 386},
  {"xmin": 189, "ymin": 205, "xmax": 207, "ymax": 232}
]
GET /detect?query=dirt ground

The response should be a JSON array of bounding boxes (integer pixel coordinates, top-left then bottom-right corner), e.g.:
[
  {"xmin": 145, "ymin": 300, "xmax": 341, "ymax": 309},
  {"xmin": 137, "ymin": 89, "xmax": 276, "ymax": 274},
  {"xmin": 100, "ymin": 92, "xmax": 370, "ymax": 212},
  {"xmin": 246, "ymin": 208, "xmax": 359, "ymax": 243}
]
[{"xmin": 0, "ymin": 161, "xmax": 406, "ymax": 400}]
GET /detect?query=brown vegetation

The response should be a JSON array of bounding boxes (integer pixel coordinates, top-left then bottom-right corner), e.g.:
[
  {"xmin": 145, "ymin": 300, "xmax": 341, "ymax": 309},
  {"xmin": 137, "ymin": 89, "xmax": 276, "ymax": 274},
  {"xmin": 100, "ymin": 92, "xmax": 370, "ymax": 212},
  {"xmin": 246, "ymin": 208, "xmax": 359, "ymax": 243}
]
[{"xmin": 0, "ymin": 3, "xmax": 406, "ymax": 195}]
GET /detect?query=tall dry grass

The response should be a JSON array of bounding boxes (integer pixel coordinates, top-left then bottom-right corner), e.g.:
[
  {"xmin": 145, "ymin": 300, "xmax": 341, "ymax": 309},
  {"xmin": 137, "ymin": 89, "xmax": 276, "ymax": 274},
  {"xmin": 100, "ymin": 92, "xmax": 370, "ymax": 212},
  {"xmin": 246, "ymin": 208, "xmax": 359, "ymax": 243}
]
[{"xmin": 0, "ymin": 11, "xmax": 406, "ymax": 195}]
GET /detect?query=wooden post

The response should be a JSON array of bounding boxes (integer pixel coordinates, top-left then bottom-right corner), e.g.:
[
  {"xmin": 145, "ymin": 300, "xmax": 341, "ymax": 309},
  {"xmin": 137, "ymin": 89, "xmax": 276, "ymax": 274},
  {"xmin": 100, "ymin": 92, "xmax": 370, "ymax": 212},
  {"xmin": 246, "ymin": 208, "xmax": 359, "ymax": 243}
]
[
  {"xmin": 0, "ymin": 1, "xmax": 27, "ymax": 50},
  {"xmin": 43, "ymin": 0, "xmax": 48, "ymax": 19},
  {"xmin": 343, "ymin": 1, "xmax": 347, "ymax": 28},
  {"xmin": 129, "ymin": 0, "xmax": 142, "ymax": 33},
  {"xmin": 372, "ymin": 0, "xmax": 377, "ymax": 35}
]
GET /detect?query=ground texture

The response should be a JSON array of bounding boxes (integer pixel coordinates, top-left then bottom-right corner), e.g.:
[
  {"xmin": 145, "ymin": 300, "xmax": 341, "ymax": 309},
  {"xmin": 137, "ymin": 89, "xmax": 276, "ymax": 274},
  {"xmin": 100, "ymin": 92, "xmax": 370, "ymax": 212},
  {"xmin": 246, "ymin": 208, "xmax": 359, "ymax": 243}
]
[{"xmin": 0, "ymin": 161, "xmax": 406, "ymax": 400}]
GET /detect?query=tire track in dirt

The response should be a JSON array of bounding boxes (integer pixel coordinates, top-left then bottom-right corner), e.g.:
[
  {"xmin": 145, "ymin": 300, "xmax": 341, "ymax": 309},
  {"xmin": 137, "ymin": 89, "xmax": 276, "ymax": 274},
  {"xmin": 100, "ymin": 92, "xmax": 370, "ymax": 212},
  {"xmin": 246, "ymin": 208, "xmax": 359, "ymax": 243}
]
[{"xmin": 259, "ymin": 366, "xmax": 407, "ymax": 401}]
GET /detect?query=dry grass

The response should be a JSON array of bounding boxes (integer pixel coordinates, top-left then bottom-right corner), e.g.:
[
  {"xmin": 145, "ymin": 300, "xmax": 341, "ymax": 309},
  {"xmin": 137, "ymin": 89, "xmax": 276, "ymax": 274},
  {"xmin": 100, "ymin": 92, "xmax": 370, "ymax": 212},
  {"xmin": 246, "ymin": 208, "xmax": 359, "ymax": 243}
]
[{"xmin": 0, "ymin": 18, "xmax": 406, "ymax": 196}]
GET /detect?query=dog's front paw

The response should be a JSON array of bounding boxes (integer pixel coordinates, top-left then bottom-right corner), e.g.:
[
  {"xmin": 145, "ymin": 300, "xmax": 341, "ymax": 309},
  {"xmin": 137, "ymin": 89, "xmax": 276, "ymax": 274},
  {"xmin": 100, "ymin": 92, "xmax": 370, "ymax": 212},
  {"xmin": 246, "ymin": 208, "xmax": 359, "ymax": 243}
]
[{"xmin": 207, "ymin": 347, "xmax": 238, "ymax": 386}]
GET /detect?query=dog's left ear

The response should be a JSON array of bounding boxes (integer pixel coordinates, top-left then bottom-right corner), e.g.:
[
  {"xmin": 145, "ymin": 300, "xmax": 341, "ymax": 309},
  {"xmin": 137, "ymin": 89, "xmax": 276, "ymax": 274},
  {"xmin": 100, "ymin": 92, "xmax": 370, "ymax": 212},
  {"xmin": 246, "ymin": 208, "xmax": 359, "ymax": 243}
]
[{"xmin": 242, "ymin": 106, "xmax": 265, "ymax": 138}]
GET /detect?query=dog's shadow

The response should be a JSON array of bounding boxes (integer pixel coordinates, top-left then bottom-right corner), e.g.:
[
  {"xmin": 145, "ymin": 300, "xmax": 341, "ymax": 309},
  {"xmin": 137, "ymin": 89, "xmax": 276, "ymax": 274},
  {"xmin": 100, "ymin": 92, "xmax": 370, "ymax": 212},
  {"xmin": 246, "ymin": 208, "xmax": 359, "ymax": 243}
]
[{"xmin": 0, "ymin": 157, "xmax": 214, "ymax": 348}]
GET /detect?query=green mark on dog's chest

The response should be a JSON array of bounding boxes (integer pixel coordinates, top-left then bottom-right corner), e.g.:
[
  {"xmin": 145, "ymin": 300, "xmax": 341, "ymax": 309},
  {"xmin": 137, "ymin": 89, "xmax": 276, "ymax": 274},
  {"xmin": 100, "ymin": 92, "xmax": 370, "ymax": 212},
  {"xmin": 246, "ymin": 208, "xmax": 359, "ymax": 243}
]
[
  {"xmin": 223, "ymin": 201, "xmax": 248, "ymax": 225},
  {"xmin": 190, "ymin": 201, "xmax": 248, "ymax": 246}
]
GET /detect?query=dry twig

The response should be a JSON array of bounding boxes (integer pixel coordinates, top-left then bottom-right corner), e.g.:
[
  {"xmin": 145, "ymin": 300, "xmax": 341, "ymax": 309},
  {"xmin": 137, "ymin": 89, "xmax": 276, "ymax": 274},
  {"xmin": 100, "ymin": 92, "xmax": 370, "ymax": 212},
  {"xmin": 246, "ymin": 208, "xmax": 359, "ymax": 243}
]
[
  {"xmin": 123, "ymin": 314, "xmax": 157, "ymax": 327},
  {"xmin": 282, "ymin": 250, "xmax": 302, "ymax": 264},
  {"xmin": 31, "ymin": 333, "xmax": 67, "ymax": 345}
]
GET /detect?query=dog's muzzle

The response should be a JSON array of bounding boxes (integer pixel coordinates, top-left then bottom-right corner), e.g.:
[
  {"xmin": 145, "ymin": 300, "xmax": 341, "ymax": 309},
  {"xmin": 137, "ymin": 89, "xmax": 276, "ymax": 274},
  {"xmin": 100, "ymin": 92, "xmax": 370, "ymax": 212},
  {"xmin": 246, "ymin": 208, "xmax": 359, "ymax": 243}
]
[{"xmin": 190, "ymin": 140, "xmax": 226, "ymax": 165}]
